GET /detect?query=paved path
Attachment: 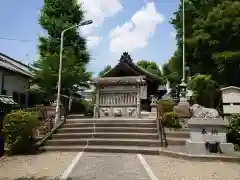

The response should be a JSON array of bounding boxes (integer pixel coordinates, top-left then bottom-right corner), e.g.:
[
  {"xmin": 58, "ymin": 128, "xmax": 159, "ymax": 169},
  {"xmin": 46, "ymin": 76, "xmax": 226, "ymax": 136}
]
[
  {"xmin": 64, "ymin": 153, "xmax": 153, "ymax": 180},
  {"xmin": 1, "ymin": 152, "xmax": 240, "ymax": 179},
  {"xmin": 0, "ymin": 152, "xmax": 78, "ymax": 179}
]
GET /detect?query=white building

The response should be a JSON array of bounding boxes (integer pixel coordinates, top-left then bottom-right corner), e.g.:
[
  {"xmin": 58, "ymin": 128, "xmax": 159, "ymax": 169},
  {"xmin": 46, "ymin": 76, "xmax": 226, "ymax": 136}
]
[
  {"xmin": 77, "ymin": 83, "xmax": 95, "ymax": 102},
  {"xmin": 0, "ymin": 53, "xmax": 33, "ymax": 108}
]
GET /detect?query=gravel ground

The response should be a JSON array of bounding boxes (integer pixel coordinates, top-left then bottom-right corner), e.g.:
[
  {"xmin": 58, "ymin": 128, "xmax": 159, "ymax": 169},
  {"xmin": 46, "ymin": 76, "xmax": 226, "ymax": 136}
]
[
  {"xmin": 69, "ymin": 152, "xmax": 151, "ymax": 180},
  {"xmin": 0, "ymin": 152, "xmax": 78, "ymax": 179},
  {"xmin": 144, "ymin": 155, "xmax": 240, "ymax": 180}
]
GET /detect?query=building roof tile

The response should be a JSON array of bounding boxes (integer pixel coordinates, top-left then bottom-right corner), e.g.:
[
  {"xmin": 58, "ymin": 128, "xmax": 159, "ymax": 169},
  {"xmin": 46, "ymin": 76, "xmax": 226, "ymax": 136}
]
[{"xmin": 0, "ymin": 53, "xmax": 33, "ymax": 78}]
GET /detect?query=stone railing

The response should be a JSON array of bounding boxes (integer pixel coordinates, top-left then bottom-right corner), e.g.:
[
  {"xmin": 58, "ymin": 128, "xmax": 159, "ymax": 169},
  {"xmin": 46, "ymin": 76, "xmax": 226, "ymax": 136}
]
[
  {"xmin": 156, "ymin": 104, "xmax": 168, "ymax": 147},
  {"xmin": 26, "ymin": 104, "xmax": 68, "ymax": 142}
]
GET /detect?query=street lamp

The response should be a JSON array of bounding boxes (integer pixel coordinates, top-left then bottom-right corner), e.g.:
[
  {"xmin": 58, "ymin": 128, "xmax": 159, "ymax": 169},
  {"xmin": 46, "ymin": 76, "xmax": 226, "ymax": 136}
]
[{"xmin": 55, "ymin": 20, "xmax": 93, "ymax": 124}]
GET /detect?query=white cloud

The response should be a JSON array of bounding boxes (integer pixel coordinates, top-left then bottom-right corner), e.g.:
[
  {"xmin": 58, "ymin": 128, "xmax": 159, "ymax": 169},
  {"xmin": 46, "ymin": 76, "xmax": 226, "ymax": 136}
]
[
  {"xmin": 170, "ymin": 32, "xmax": 176, "ymax": 38},
  {"xmin": 79, "ymin": 0, "xmax": 123, "ymax": 35},
  {"xmin": 86, "ymin": 36, "xmax": 103, "ymax": 48},
  {"xmin": 109, "ymin": 2, "xmax": 164, "ymax": 54}
]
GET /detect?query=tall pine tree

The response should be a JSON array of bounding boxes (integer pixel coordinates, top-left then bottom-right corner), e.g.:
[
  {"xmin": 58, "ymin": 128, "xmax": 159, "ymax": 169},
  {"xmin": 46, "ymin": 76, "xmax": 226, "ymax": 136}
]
[{"xmin": 33, "ymin": 0, "xmax": 91, "ymax": 96}]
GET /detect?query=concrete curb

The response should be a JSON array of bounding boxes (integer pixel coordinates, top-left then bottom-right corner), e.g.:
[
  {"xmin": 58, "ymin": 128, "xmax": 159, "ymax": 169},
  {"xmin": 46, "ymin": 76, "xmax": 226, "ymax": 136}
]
[{"xmin": 159, "ymin": 149, "xmax": 240, "ymax": 163}]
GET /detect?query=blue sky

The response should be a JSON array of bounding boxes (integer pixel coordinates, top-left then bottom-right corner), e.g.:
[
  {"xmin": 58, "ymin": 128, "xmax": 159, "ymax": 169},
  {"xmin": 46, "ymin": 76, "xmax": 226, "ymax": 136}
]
[{"xmin": 0, "ymin": 0, "xmax": 179, "ymax": 75}]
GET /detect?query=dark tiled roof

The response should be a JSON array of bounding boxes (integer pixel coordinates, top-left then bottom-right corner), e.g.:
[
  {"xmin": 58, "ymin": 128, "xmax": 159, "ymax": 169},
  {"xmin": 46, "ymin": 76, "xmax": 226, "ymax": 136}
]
[
  {"xmin": 0, "ymin": 53, "xmax": 33, "ymax": 78},
  {"xmin": 102, "ymin": 52, "xmax": 162, "ymax": 83}
]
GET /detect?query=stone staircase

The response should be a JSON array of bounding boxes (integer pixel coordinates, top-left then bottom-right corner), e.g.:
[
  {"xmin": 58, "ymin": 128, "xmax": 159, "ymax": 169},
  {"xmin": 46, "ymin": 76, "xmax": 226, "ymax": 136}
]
[{"xmin": 42, "ymin": 115, "xmax": 190, "ymax": 154}]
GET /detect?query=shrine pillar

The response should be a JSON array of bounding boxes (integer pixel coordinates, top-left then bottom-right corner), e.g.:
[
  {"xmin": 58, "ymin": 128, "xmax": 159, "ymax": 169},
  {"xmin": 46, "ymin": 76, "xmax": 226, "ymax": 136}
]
[
  {"xmin": 94, "ymin": 85, "xmax": 100, "ymax": 118},
  {"xmin": 136, "ymin": 80, "xmax": 141, "ymax": 118}
]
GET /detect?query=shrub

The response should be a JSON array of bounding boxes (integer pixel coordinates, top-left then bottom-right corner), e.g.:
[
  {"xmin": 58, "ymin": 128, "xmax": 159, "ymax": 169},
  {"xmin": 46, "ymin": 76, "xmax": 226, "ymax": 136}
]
[
  {"xmin": 163, "ymin": 111, "xmax": 181, "ymax": 128},
  {"xmin": 227, "ymin": 115, "xmax": 240, "ymax": 146},
  {"xmin": 3, "ymin": 110, "xmax": 40, "ymax": 155},
  {"xmin": 158, "ymin": 99, "xmax": 174, "ymax": 113},
  {"xmin": 163, "ymin": 111, "xmax": 175, "ymax": 123},
  {"xmin": 71, "ymin": 99, "xmax": 93, "ymax": 116}
]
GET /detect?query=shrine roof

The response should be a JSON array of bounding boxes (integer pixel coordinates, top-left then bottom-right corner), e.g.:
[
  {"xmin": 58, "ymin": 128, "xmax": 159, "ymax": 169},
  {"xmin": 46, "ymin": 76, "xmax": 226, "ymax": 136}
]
[
  {"xmin": 92, "ymin": 76, "xmax": 146, "ymax": 85},
  {"xmin": 101, "ymin": 52, "xmax": 162, "ymax": 83}
]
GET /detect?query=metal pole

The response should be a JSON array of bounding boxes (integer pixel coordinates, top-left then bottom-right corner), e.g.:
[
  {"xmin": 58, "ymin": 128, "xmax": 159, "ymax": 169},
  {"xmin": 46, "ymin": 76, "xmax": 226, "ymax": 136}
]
[
  {"xmin": 54, "ymin": 20, "xmax": 93, "ymax": 124},
  {"xmin": 182, "ymin": 0, "xmax": 185, "ymax": 83},
  {"xmin": 55, "ymin": 31, "xmax": 64, "ymax": 124},
  {"xmin": 179, "ymin": 0, "xmax": 187, "ymax": 102}
]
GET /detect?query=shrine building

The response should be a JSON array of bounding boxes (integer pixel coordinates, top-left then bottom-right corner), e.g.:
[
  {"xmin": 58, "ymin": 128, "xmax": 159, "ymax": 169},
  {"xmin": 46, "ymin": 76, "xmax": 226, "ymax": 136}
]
[{"xmin": 92, "ymin": 52, "xmax": 165, "ymax": 118}]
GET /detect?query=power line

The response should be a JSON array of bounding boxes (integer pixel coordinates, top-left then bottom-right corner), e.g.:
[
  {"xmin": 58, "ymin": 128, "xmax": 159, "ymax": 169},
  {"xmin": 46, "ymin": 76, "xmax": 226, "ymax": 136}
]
[{"xmin": 0, "ymin": 37, "xmax": 35, "ymax": 42}]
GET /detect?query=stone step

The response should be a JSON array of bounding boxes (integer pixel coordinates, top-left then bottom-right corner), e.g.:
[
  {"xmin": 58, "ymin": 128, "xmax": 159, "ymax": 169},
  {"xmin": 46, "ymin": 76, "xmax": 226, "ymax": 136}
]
[
  {"xmin": 63, "ymin": 122, "xmax": 157, "ymax": 128},
  {"xmin": 66, "ymin": 119, "xmax": 156, "ymax": 124},
  {"xmin": 57, "ymin": 127, "xmax": 158, "ymax": 133},
  {"xmin": 165, "ymin": 128, "xmax": 190, "ymax": 132},
  {"xmin": 52, "ymin": 132, "xmax": 159, "ymax": 140},
  {"xmin": 42, "ymin": 145, "xmax": 160, "ymax": 155},
  {"xmin": 166, "ymin": 131, "xmax": 190, "ymax": 138},
  {"xmin": 46, "ymin": 138, "xmax": 162, "ymax": 147},
  {"xmin": 166, "ymin": 137, "xmax": 186, "ymax": 145}
]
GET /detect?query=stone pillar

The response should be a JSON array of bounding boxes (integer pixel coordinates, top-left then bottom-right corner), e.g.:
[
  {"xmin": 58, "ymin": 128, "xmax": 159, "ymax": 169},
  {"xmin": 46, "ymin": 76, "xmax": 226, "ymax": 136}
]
[{"xmin": 136, "ymin": 82, "xmax": 141, "ymax": 118}]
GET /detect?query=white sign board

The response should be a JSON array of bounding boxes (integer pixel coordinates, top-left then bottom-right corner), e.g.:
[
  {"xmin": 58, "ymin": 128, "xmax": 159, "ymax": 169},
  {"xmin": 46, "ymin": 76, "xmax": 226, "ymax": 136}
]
[
  {"xmin": 221, "ymin": 86, "xmax": 240, "ymax": 114},
  {"xmin": 140, "ymin": 85, "xmax": 147, "ymax": 99}
]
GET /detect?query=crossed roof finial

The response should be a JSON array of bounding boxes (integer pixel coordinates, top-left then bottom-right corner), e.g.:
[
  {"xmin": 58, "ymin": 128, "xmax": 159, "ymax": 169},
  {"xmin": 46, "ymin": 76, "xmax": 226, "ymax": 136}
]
[{"xmin": 119, "ymin": 52, "xmax": 132, "ymax": 62}]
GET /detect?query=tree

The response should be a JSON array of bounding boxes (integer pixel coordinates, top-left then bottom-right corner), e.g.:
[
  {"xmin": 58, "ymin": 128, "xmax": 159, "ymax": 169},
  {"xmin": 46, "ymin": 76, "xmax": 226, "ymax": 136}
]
[
  {"xmin": 33, "ymin": 0, "xmax": 91, "ymax": 97},
  {"xmin": 98, "ymin": 65, "xmax": 112, "ymax": 77},
  {"xmin": 188, "ymin": 74, "xmax": 219, "ymax": 108},
  {"xmin": 137, "ymin": 60, "xmax": 167, "ymax": 84},
  {"xmin": 170, "ymin": 0, "xmax": 240, "ymax": 86},
  {"xmin": 137, "ymin": 60, "xmax": 162, "ymax": 77},
  {"xmin": 162, "ymin": 53, "xmax": 182, "ymax": 87},
  {"xmin": 186, "ymin": 0, "xmax": 240, "ymax": 86}
]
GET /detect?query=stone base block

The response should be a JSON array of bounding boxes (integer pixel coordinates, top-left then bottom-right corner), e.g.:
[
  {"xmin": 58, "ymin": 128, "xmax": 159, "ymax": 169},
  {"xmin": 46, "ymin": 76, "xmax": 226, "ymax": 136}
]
[
  {"xmin": 150, "ymin": 104, "xmax": 157, "ymax": 113},
  {"xmin": 148, "ymin": 112, "xmax": 157, "ymax": 119},
  {"xmin": 141, "ymin": 111, "xmax": 150, "ymax": 119},
  {"xmin": 186, "ymin": 140, "xmax": 235, "ymax": 156},
  {"xmin": 220, "ymin": 143, "xmax": 235, "ymax": 155},
  {"xmin": 185, "ymin": 140, "xmax": 208, "ymax": 154}
]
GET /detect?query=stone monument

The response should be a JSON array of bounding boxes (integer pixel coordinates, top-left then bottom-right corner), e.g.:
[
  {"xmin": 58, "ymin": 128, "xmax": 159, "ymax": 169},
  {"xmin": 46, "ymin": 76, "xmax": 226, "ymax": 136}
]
[
  {"xmin": 186, "ymin": 107, "xmax": 235, "ymax": 155},
  {"xmin": 148, "ymin": 95, "xmax": 158, "ymax": 119}
]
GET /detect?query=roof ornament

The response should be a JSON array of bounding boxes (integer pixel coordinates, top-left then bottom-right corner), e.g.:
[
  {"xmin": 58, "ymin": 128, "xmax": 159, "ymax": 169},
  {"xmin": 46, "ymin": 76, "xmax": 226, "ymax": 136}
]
[{"xmin": 119, "ymin": 52, "xmax": 132, "ymax": 62}]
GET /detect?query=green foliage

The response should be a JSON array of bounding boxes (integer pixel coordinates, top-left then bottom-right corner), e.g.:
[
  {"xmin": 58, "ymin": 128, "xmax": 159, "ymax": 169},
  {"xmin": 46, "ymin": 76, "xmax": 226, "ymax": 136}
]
[
  {"xmin": 158, "ymin": 99, "xmax": 174, "ymax": 113},
  {"xmin": 169, "ymin": 0, "xmax": 240, "ymax": 87},
  {"xmin": 98, "ymin": 65, "xmax": 112, "ymax": 77},
  {"xmin": 163, "ymin": 111, "xmax": 181, "ymax": 128},
  {"xmin": 158, "ymin": 100, "xmax": 180, "ymax": 128},
  {"xmin": 3, "ymin": 110, "xmax": 40, "ymax": 155},
  {"xmin": 162, "ymin": 54, "xmax": 182, "ymax": 87},
  {"xmin": 227, "ymin": 115, "xmax": 240, "ymax": 145},
  {"xmin": 163, "ymin": 111, "xmax": 175, "ymax": 123},
  {"xmin": 188, "ymin": 74, "xmax": 219, "ymax": 108},
  {"xmin": 137, "ymin": 60, "xmax": 162, "ymax": 77},
  {"xmin": 33, "ymin": 0, "xmax": 91, "ymax": 96},
  {"xmin": 71, "ymin": 99, "xmax": 93, "ymax": 116},
  {"xmin": 137, "ymin": 60, "xmax": 167, "ymax": 84}
]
